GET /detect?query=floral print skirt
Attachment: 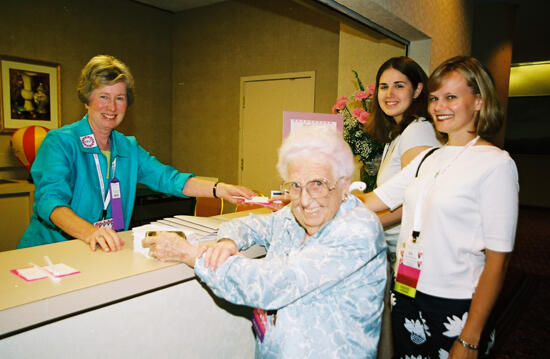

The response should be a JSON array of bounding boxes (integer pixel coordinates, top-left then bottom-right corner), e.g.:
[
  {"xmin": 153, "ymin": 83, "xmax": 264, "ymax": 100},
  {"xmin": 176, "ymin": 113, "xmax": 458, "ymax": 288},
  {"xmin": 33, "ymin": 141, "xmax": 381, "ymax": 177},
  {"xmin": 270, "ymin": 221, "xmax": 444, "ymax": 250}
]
[{"xmin": 391, "ymin": 289, "xmax": 495, "ymax": 359}]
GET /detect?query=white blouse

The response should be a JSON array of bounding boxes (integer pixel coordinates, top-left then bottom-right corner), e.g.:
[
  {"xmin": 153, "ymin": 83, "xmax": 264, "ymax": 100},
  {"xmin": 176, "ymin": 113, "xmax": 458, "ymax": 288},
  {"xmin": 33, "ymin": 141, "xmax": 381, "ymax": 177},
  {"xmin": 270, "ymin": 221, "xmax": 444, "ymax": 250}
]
[{"xmin": 374, "ymin": 145, "xmax": 519, "ymax": 299}]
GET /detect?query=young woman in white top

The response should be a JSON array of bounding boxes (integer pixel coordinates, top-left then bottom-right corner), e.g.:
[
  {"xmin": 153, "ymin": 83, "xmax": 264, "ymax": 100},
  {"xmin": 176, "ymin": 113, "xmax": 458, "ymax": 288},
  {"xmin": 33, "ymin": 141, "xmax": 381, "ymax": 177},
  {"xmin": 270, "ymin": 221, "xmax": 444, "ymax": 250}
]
[
  {"xmin": 360, "ymin": 56, "xmax": 519, "ymax": 358},
  {"xmin": 365, "ymin": 56, "xmax": 440, "ymax": 359},
  {"xmin": 366, "ymin": 57, "xmax": 440, "ymax": 268}
]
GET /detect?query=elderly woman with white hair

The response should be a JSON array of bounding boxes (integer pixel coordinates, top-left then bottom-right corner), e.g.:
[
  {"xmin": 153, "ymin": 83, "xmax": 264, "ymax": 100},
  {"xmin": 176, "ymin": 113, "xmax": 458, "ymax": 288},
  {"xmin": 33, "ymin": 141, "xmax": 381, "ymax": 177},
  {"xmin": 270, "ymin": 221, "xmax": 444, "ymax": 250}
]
[{"xmin": 145, "ymin": 126, "xmax": 387, "ymax": 358}]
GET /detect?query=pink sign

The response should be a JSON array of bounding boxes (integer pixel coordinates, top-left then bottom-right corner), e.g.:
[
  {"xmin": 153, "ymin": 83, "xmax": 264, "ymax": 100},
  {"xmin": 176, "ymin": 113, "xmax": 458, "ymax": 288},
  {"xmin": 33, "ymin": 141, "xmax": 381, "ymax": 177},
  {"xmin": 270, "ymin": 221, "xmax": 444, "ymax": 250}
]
[{"xmin": 283, "ymin": 111, "xmax": 343, "ymax": 139}]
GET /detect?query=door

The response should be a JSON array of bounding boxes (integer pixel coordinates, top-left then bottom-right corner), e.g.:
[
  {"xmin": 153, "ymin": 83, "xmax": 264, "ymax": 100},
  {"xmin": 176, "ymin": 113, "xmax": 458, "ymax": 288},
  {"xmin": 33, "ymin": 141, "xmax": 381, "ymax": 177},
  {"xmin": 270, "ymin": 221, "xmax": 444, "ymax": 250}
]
[{"xmin": 239, "ymin": 72, "xmax": 315, "ymax": 196}]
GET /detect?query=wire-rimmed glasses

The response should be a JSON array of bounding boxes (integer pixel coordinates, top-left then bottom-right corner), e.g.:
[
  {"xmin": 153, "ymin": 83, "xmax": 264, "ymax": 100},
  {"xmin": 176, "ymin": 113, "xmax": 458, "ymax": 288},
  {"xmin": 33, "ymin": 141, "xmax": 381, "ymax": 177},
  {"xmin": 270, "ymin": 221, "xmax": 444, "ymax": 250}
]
[{"xmin": 280, "ymin": 177, "xmax": 342, "ymax": 199}]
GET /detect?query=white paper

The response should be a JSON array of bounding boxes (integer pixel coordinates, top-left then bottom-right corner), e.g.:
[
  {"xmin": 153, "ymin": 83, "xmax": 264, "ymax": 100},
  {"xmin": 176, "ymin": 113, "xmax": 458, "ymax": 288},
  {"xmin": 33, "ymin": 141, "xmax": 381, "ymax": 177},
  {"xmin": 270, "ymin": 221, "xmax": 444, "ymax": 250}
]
[
  {"xmin": 44, "ymin": 263, "xmax": 79, "ymax": 276},
  {"xmin": 15, "ymin": 266, "xmax": 48, "ymax": 281}
]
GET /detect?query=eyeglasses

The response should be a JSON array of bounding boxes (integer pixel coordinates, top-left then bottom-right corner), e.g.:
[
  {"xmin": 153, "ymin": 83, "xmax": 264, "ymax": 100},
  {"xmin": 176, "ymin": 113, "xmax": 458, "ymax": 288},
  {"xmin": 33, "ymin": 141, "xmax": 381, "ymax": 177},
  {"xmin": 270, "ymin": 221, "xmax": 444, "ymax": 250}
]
[{"xmin": 280, "ymin": 177, "xmax": 342, "ymax": 199}]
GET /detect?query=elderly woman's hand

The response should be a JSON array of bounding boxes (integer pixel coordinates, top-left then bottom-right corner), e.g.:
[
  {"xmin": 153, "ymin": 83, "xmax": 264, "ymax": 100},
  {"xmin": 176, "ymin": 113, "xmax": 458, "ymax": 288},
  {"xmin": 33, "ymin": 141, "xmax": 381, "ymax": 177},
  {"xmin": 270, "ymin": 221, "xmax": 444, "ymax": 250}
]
[
  {"xmin": 215, "ymin": 182, "xmax": 257, "ymax": 204},
  {"xmin": 143, "ymin": 231, "xmax": 204, "ymax": 267},
  {"xmin": 203, "ymin": 238, "xmax": 241, "ymax": 271},
  {"xmin": 83, "ymin": 227, "xmax": 124, "ymax": 252}
]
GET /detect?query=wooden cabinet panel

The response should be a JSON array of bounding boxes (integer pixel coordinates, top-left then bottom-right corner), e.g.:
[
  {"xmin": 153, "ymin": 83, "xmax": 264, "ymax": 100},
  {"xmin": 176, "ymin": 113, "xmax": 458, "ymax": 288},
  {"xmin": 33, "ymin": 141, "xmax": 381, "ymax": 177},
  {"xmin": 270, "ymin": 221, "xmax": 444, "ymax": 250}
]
[{"xmin": 0, "ymin": 180, "xmax": 34, "ymax": 251}]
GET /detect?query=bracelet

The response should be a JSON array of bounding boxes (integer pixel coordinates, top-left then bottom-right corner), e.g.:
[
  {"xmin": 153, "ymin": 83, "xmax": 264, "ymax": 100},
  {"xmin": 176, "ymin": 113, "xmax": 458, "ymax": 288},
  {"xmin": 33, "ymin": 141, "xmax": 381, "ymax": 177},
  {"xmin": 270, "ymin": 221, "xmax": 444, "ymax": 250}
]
[
  {"xmin": 456, "ymin": 337, "xmax": 478, "ymax": 351},
  {"xmin": 212, "ymin": 181, "xmax": 220, "ymax": 198}
]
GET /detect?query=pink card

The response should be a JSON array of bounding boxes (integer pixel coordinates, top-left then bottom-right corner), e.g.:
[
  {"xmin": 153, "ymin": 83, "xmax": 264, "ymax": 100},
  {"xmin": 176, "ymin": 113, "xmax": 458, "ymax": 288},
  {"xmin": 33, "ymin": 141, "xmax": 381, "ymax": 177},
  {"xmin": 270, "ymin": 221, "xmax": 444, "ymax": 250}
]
[
  {"xmin": 283, "ymin": 111, "xmax": 343, "ymax": 139},
  {"xmin": 11, "ymin": 263, "xmax": 80, "ymax": 282}
]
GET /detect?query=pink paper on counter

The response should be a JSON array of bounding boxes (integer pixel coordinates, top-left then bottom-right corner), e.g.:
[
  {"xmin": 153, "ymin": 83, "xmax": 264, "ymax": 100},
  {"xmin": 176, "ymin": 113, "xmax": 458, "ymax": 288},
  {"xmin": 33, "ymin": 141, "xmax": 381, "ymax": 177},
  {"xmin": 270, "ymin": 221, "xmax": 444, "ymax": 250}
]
[{"xmin": 10, "ymin": 263, "xmax": 80, "ymax": 282}]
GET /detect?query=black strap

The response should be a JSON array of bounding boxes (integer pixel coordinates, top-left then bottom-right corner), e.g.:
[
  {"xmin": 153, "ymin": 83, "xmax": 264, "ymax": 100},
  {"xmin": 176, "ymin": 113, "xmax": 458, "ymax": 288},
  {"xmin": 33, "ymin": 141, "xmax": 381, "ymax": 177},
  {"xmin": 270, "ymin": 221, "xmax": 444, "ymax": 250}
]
[{"xmin": 415, "ymin": 147, "xmax": 439, "ymax": 178}]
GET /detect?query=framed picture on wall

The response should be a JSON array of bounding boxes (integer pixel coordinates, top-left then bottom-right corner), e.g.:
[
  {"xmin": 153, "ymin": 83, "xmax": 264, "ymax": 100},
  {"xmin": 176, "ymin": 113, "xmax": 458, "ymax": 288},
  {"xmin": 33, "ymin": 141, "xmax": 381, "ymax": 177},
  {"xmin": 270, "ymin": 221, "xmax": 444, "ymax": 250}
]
[{"xmin": 0, "ymin": 55, "xmax": 61, "ymax": 132}]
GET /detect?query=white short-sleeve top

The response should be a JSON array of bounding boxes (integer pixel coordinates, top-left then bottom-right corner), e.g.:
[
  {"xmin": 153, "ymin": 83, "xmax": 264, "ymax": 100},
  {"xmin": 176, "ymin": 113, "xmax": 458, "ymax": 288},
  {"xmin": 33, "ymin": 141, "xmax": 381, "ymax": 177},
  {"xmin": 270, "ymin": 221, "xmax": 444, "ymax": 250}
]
[{"xmin": 374, "ymin": 145, "xmax": 519, "ymax": 298}]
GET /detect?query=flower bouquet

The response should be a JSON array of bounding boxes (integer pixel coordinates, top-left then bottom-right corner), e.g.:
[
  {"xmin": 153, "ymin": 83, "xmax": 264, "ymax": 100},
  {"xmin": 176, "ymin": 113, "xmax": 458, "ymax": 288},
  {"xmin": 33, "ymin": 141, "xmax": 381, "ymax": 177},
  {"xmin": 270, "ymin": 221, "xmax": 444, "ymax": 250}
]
[{"xmin": 333, "ymin": 70, "xmax": 384, "ymax": 192}]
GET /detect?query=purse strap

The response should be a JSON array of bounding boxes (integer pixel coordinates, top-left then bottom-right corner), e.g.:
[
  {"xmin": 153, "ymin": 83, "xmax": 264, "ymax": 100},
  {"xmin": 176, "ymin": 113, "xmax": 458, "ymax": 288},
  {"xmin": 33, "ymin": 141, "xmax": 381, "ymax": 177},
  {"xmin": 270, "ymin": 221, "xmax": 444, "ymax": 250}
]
[{"xmin": 415, "ymin": 147, "xmax": 439, "ymax": 178}]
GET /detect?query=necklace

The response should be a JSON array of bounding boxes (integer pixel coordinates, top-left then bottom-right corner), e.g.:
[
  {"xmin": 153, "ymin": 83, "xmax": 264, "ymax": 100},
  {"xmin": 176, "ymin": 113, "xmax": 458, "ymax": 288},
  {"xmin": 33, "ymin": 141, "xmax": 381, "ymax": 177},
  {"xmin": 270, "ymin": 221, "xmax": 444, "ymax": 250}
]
[{"xmin": 435, "ymin": 136, "xmax": 480, "ymax": 178}]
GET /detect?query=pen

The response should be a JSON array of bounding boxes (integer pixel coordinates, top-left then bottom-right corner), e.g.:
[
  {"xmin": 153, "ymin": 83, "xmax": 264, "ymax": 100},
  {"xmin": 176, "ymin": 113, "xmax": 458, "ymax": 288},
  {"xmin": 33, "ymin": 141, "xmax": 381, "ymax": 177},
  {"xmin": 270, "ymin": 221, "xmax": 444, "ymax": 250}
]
[
  {"xmin": 44, "ymin": 255, "xmax": 59, "ymax": 276},
  {"xmin": 29, "ymin": 261, "xmax": 60, "ymax": 283}
]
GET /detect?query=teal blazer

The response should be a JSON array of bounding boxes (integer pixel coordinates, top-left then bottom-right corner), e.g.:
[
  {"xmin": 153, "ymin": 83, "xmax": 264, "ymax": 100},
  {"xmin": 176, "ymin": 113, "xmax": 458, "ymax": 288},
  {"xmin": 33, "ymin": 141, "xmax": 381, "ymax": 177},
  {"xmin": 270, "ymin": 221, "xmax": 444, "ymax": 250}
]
[{"xmin": 18, "ymin": 115, "xmax": 193, "ymax": 248}]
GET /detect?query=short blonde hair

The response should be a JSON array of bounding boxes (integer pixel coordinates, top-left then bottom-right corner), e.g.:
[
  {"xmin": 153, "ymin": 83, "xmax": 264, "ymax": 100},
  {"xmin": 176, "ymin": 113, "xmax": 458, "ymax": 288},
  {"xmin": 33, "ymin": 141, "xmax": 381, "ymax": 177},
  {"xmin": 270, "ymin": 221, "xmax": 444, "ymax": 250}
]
[
  {"xmin": 77, "ymin": 55, "xmax": 135, "ymax": 106},
  {"xmin": 428, "ymin": 56, "xmax": 502, "ymax": 142},
  {"xmin": 277, "ymin": 126, "xmax": 354, "ymax": 181}
]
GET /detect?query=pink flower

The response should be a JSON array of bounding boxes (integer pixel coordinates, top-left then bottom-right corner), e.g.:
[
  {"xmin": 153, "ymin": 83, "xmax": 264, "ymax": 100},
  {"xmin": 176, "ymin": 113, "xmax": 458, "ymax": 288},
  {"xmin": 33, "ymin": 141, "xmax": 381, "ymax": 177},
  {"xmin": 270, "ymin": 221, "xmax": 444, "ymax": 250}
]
[
  {"xmin": 352, "ymin": 108, "xmax": 364, "ymax": 118},
  {"xmin": 354, "ymin": 91, "xmax": 369, "ymax": 101},
  {"xmin": 367, "ymin": 84, "xmax": 375, "ymax": 95},
  {"xmin": 332, "ymin": 96, "xmax": 348, "ymax": 113},
  {"xmin": 336, "ymin": 96, "xmax": 347, "ymax": 107},
  {"xmin": 352, "ymin": 108, "xmax": 370, "ymax": 124},
  {"xmin": 359, "ymin": 111, "xmax": 370, "ymax": 124}
]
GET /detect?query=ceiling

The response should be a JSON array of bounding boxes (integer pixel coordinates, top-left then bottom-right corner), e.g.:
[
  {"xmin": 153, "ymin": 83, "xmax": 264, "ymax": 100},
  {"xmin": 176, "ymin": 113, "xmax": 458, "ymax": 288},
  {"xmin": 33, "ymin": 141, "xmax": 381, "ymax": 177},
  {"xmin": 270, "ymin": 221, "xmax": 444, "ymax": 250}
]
[{"xmin": 133, "ymin": 0, "xmax": 225, "ymax": 13}]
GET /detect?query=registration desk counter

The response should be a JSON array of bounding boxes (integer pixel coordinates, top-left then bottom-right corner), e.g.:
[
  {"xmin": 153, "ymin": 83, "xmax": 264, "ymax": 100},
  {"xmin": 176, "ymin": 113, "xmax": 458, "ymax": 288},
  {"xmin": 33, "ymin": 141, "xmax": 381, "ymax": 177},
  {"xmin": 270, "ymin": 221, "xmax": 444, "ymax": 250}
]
[{"xmin": 0, "ymin": 209, "xmax": 270, "ymax": 358}]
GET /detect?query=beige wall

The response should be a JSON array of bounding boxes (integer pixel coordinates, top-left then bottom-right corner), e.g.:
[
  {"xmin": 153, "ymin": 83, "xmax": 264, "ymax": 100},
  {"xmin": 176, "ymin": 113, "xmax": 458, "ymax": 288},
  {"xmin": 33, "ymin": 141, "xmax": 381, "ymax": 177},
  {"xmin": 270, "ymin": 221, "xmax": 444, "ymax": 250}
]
[
  {"xmin": 0, "ymin": 0, "xmax": 173, "ymax": 180},
  {"xmin": 338, "ymin": 23, "xmax": 405, "ymax": 99},
  {"xmin": 472, "ymin": 2, "xmax": 516, "ymax": 148},
  {"xmin": 0, "ymin": 0, "xmax": 476, "ymax": 189},
  {"xmin": 335, "ymin": 0, "xmax": 475, "ymax": 72},
  {"xmin": 171, "ymin": 0, "xmax": 340, "ymax": 184}
]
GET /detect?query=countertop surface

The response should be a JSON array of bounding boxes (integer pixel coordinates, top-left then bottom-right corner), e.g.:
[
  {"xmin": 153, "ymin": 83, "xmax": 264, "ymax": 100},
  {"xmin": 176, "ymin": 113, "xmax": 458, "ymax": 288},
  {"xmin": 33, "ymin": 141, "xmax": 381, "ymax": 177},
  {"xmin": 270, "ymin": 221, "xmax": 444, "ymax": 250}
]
[{"xmin": 0, "ymin": 208, "xmax": 270, "ymax": 336}]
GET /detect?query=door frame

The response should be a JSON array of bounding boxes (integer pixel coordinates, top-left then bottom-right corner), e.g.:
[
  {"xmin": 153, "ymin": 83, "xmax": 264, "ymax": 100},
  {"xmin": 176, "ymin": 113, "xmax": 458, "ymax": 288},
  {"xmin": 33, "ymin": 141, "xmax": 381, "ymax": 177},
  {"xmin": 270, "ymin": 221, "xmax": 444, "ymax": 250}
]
[{"xmin": 238, "ymin": 71, "xmax": 316, "ymax": 185}]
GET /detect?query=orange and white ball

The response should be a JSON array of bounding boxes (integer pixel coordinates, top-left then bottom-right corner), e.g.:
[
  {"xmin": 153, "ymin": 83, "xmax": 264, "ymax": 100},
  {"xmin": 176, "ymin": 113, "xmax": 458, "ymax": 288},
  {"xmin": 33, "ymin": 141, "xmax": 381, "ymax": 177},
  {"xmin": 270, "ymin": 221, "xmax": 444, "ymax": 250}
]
[{"xmin": 10, "ymin": 125, "xmax": 49, "ymax": 172}]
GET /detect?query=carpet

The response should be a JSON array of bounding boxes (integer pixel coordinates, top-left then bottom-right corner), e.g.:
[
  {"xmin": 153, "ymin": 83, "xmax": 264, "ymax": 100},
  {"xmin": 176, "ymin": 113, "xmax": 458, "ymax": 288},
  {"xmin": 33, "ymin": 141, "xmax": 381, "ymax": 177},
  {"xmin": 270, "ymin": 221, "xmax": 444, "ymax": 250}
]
[{"xmin": 490, "ymin": 206, "xmax": 550, "ymax": 358}]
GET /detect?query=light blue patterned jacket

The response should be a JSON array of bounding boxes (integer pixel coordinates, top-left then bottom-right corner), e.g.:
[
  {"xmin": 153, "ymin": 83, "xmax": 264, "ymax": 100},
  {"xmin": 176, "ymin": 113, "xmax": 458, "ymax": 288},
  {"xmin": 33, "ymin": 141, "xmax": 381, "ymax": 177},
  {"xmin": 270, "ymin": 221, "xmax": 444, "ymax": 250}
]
[{"xmin": 195, "ymin": 195, "xmax": 386, "ymax": 359}]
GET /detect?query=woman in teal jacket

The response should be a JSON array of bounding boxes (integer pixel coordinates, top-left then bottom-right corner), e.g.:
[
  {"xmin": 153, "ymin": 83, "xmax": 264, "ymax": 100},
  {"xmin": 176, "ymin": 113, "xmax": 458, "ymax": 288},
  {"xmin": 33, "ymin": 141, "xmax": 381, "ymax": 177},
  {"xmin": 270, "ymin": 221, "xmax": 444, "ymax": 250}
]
[{"xmin": 18, "ymin": 55, "xmax": 254, "ymax": 251}]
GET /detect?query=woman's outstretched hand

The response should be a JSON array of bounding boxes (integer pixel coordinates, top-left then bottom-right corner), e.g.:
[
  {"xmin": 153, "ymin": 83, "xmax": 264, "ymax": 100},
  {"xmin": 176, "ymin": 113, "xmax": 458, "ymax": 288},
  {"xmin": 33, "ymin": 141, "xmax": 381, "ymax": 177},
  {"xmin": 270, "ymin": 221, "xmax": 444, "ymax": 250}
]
[{"xmin": 215, "ymin": 182, "xmax": 256, "ymax": 204}]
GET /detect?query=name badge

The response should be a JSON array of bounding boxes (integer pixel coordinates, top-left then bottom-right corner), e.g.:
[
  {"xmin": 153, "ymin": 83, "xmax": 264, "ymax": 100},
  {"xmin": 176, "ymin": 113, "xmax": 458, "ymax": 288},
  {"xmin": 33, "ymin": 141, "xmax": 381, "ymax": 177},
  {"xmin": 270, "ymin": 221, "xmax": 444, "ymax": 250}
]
[
  {"xmin": 394, "ymin": 238, "xmax": 424, "ymax": 298},
  {"xmin": 111, "ymin": 180, "xmax": 121, "ymax": 199}
]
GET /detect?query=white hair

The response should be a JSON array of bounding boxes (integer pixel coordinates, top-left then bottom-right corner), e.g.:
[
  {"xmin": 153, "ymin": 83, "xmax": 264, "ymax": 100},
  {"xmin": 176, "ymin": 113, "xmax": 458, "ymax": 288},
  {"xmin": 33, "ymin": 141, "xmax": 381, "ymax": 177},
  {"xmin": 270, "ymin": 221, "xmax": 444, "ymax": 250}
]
[{"xmin": 276, "ymin": 125, "xmax": 355, "ymax": 181}]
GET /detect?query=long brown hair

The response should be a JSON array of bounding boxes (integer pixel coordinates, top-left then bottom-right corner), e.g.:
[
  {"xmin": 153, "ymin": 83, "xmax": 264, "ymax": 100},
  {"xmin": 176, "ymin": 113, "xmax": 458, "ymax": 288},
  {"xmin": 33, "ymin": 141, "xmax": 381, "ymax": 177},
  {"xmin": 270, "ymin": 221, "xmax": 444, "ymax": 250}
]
[{"xmin": 365, "ymin": 56, "xmax": 429, "ymax": 143}]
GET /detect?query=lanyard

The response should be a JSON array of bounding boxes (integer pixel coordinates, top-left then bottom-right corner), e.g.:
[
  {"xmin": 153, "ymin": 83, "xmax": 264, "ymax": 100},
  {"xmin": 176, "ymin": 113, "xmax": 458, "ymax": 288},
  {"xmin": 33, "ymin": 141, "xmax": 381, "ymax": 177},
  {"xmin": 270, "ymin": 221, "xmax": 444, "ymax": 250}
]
[
  {"xmin": 411, "ymin": 136, "xmax": 479, "ymax": 238},
  {"xmin": 93, "ymin": 153, "xmax": 117, "ymax": 213}
]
